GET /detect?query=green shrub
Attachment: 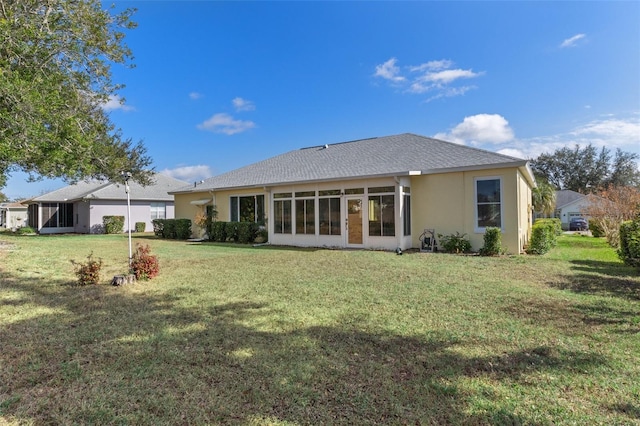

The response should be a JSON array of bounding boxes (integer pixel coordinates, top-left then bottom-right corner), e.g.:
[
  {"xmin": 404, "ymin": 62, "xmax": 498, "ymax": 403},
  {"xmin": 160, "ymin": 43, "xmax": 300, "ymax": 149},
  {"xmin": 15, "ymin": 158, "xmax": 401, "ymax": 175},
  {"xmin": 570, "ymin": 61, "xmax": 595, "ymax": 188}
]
[
  {"xmin": 71, "ymin": 252, "xmax": 103, "ymax": 286},
  {"xmin": 479, "ymin": 227, "xmax": 502, "ymax": 256},
  {"xmin": 618, "ymin": 218, "xmax": 640, "ymax": 268},
  {"xmin": 174, "ymin": 219, "xmax": 192, "ymax": 239},
  {"xmin": 210, "ymin": 221, "xmax": 228, "ymax": 242},
  {"xmin": 438, "ymin": 232, "xmax": 472, "ymax": 254},
  {"xmin": 103, "ymin": 216, "xmax": 125, "ymax": 234},
  {"xmin": 237, "ymin": 222, "xmax": 259, "ymax": 244},
  {"xmin": 151, "ymin": 219, "xmax": 191, "ymax": 239},
  {"xmin": 152, "ymin": 219, "xmax": 164, "ymax": 237},
  {"xmin": 535, "ymin": 218, "xmax": 562, "ymax": 236},
  {"xmin": 131, "ymin": 244, "xmax": 160, "ymax": 280},
  {"xmin": 527, "ymin": 219, "xmax": 559, "ymax": 255},
  {"xmin": 589, "ymin": 220, "xmax": 604, "ymax": 238},
  {"xmin": 256, "ymin": 227, "xmax": 268, "ymax": 243},
  {"xmin": 226, "ymin": 222, "xmax": 240, "ymax": 243},
  {"xmin": 135, "ymin": 222, "xmax": 146, "ymax": 233}
]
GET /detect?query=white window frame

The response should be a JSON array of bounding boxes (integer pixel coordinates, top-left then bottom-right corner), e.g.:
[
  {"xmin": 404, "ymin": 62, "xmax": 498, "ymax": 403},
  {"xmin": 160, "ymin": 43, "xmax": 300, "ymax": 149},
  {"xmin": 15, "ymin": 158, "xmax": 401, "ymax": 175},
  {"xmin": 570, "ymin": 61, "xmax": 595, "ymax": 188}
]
[
  {"xmin": 150, "ymin": 202, "xmax": 166, "ymax": 220},
  {"xmin": 474, "ymin": 177, "xmax": 503, "ymax": 233}
]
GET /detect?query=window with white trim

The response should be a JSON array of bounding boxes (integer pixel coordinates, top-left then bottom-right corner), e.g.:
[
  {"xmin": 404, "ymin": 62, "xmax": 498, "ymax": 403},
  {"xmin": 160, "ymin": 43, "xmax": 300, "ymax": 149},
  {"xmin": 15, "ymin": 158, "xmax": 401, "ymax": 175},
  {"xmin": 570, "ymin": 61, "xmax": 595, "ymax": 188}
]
[
  {"xmin": 318, "ymin": 190, "xmax": 341, "ymax": 235},
  {"xmin": 230, "ymin": 195, "xmax": 265, "ymax": 223},
  {"xmin": 475, "ymin": 177, "xmax": 502, "ymax": 230},
  {"xmin": 295, "ymin": 191, "xmax": 315, "ymax": 235},
  {"xmin": 273, "ymin": 193, "xmax": 292, "ymax": 234},
  {"xmin": 368, "ymin": 186, "xmax": 395, "ymax": 237},
  {"xmin": 150, "ymin": 202, "xmax": 166, "ymax": 220}
]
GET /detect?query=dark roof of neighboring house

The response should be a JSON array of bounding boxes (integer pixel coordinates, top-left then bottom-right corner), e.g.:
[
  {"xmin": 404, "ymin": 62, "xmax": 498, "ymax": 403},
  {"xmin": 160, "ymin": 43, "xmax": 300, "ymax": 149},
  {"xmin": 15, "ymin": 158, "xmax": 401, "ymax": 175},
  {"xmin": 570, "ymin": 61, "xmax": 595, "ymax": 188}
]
[
  {"xmin": 29, "ymin": 173, "xmax": 188, "ymax": 203},
  {"xmin": 555, "ymin": 189, "xmax": 586, "ymax": 209},
  {"xmin": 173, "ymin": 133, "xmax": 532, "ymax": 194}
]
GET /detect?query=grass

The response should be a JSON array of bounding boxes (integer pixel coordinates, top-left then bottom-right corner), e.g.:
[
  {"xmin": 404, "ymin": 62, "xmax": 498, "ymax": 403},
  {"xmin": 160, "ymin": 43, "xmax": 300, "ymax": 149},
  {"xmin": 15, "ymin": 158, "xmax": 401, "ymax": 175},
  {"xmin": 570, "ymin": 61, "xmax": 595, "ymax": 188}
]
[{"xmin": 0, "ymin": 232, "xmax": 639, "ymax": 425}]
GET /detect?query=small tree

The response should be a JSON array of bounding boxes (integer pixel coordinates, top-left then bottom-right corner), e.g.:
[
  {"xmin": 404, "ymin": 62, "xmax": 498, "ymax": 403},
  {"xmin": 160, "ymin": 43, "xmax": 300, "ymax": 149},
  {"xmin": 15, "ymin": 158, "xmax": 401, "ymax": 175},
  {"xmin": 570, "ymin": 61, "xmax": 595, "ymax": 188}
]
[
  {"xmin": 532, "ymin": 178, "xmax": 557, "ymax": 218},
  {"xmin": 71, "ymin": 252, "xmax": 103, "ymax": 285}
]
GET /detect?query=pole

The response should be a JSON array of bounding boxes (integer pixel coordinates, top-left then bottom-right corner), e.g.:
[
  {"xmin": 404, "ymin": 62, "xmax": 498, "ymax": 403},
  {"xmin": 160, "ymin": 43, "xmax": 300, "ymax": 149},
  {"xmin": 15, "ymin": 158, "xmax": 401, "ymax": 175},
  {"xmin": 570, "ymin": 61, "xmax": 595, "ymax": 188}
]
[{"xmin": 125, "ymin": 177, "xmax": 132, "ymax": 271}]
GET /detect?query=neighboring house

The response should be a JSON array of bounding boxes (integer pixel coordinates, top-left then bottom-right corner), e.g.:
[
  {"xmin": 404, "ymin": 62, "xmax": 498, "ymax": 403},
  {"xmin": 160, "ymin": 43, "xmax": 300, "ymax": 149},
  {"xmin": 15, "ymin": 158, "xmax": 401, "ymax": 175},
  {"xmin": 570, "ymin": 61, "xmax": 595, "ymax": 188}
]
[
  {"xmin": 171, "ymin": 133, "xmax": 536, "ymax": 253},
  {"xmin": 0, "ymin": 202, "xmax": 28, "ymax": 229},
  {"xmin": 26, "ymin": 173, "xmax": 188, "ymax": 234},
  {"xmin": 552, "ymin": 189, "xmax": 592, "ymax": 230}
]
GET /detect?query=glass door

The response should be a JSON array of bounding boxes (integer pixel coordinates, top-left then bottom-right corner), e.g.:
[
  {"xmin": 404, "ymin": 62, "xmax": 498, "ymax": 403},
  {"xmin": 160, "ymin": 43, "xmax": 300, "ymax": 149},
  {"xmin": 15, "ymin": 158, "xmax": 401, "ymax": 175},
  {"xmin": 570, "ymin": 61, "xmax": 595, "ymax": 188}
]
[{"xmin": 347, "ymin": 197, "xmax": 363, "ymax": 245}]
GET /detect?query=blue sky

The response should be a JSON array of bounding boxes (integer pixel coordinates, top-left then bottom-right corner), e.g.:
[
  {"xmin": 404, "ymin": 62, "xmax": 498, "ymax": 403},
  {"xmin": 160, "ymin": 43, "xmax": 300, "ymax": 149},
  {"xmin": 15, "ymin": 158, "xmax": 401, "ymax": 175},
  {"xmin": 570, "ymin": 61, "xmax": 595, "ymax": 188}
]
[{"xmin": 5, "ymin": 1, "xmax": 640, "ymax": 200}]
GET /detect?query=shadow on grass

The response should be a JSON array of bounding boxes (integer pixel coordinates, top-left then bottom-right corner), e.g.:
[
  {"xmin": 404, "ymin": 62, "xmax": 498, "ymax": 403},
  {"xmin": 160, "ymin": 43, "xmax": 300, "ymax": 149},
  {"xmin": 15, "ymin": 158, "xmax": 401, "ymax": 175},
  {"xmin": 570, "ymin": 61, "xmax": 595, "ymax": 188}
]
[
  {"xmin": 0, "ymin": 272, "xmax": 610, "ymax": 425},
  {"xmin": 545, "ymin": 259, "xmax": 640, "ymax": 302},
  {"xmin": 610, "ymin": 402, "xmax": 640, "ymax": 421}
]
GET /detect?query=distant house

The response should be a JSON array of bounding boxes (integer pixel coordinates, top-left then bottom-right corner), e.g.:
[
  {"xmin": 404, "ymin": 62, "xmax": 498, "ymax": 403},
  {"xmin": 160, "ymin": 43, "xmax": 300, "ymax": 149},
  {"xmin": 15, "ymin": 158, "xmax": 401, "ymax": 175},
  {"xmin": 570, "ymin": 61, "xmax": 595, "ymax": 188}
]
[
  {"xmin": 26, "ymin": 173, "xmax": 188, "ymax": 234},
  {"xmin": 0, "ymin": 202, "xmax": 28, "ymax": 230},
  {"xmin": 553, "ymin": 189, "xmax": 593, "ymax": 230},
  {"xmin": 171, "ymin": 133, "xmax": 536, "ymax": 253}
]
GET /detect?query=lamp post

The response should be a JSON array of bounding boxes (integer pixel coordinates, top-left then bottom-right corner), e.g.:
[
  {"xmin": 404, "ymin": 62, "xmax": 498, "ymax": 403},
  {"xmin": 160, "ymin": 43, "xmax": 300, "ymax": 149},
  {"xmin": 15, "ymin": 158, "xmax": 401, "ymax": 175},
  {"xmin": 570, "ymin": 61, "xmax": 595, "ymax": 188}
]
[{"xmin": 121, "ymin": 171, "xmax": 133, "ymax": 271}]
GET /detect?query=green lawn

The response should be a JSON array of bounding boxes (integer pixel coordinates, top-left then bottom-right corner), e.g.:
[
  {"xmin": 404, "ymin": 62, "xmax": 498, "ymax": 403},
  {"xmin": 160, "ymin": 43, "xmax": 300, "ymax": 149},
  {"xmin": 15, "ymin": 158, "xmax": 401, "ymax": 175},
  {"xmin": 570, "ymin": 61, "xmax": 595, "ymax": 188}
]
[{"xmin": 1, "ymin": 233, "xmax": 638, "ymax": 425}]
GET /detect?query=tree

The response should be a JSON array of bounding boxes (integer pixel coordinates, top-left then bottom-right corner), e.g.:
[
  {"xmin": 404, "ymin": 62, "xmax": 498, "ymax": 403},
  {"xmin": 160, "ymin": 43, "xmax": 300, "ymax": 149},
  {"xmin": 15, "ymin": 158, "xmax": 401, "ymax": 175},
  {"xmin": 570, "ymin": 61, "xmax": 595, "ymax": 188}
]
[
  {"xmin": 530, "ymin": 144, "xmax": 640, "ymax": 194},
  {"xmin": 0, "ymin": 0, "xmax": 152, "ymax": 189},
  {"xmin": 583, "ymin": 185, "xmax": 640, "ymax": 247},
  {"xmin": 0, "ymin": 191, "xmax": 7, "ymax": 202},
  {"xmin": 532, "ymin": 178, "xmax": 556, "ymax": 217}
]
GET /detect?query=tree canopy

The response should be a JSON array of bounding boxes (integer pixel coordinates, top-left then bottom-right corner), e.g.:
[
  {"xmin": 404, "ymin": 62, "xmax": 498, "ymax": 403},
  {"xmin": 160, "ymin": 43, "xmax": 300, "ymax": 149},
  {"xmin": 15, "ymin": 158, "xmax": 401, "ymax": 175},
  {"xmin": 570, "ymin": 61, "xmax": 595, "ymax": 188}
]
[
  {"xmin": 530, "ymin": 144, "xmax": 640, "ymax": 193},
  {"xmin": 0, "ymin": 0, "xmax": 152, "ymax": 189}
]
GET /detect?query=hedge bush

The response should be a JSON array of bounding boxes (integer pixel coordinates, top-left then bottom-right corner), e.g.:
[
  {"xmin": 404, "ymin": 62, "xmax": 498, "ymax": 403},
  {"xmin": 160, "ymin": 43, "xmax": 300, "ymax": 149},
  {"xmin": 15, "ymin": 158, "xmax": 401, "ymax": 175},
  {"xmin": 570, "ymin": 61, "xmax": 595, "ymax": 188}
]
[
  {"xmin": 151, "ymin": 219, "xmax": 163, "ymax": 237},
  {"xmin": 536, "ymin": 218, "xmax": 562, "ymax": 236},
  {"xmin": 589, "ymin": 220, "xmax": 604, "ymax": 238},
  {"xmin": 237, "ymin": 222, "xmax": 259, "ymax": 244},
  {"xmin": 103, "ymin": 216, "xmax": 124, "ymax": 234},
  {"xmin": 210, "ymin": 221, "xmax": 228, "ymax": 242},
  {"xmin": 207, "ymin": 221, "xmax": 260, "ymax": 244},
  {"xmin": 527, "ymin": 219, "xmax": 560, "ymax": 255},
  {"xmin": 438, "ymin": 232, "xmax": 471, "ymax": 253},
  {"xmin": 618, "ymin": 218, "xmax": 640, "ymax": 268},
  {"xmin": 135, "ymin": 222, "xmax": 146, "ymax": 233},
  {"xmin": 151, "ymin": 219, "xmax": 192, "ymax": 240},
  {"xmin": 479, "ymin": 227, "xmax": 502, "ymax": 256}
]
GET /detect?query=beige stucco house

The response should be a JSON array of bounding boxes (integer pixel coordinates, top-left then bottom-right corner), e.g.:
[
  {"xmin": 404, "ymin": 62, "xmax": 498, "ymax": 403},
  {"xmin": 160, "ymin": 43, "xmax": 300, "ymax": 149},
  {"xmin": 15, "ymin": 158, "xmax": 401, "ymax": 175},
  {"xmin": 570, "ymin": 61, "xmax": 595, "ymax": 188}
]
[{"xmin": 171, "ymin": 133, "xmax": 535, "ymax": 253}]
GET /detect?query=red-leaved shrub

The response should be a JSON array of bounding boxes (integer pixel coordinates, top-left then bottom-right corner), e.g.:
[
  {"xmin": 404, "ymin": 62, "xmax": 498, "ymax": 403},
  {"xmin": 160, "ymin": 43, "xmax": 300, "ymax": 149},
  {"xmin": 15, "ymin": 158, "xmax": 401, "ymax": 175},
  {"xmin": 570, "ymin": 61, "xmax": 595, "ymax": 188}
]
[
  {"xmin": 131, "ymin": 244, "xmax": 159, "ymax": 280},
  {"xmin": 71, "ymin": 252, "xmax": 103, "ymax": 285}
]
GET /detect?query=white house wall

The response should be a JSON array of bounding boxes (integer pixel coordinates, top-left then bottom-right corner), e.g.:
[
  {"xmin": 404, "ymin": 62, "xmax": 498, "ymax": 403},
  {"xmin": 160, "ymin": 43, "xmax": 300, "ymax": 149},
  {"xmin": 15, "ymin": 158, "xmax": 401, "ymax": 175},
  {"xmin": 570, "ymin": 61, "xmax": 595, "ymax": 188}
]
[{"xmin": 88, "ymin": 200, "xmax": 175, "ymax": 233}]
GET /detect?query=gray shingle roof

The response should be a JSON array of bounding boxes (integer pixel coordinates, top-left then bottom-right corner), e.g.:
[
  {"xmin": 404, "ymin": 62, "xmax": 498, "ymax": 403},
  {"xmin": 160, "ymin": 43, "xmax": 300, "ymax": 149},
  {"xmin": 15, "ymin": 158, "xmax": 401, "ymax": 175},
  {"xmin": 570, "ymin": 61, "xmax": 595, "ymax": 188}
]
[
  {"xmin": 30, "ymin": 173, "xmax": 188, "ymax": 202},
  {"xmin": 173, "ymin": 133, "xmax": 529, "ymax": 193},
  {"xmin": 555, "ymin": 189, "xmax": 586, "ymax": 209}
]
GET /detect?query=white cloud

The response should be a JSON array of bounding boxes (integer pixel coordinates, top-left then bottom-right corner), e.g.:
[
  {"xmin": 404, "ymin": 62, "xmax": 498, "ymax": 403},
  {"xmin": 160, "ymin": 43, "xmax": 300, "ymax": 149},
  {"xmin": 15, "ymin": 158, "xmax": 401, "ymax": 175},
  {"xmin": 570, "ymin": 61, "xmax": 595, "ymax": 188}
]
[
  {"xmin": 560, "ymin": 33, "xmax": 586, "ymax": 48},
  {"xmin": 419, "ymin": 68, "xmax": 482, "ymax": 85},
  {"xmin": 435, "ymin": 114, "xmax": 515, "ymax": 145},
  {"xmin": 197, "ymin": 113, "xmax": 255, "ymax": 135},
  {"xmin": 408, "ymin": 59, "xmax": 454, "ymax": 72},
  {"xmin": 102, "ymin": 95, "xmax": 134, "ymax": 112},
  {"xmin": 189, "ymin": 92, "xmax": 204, "ymax": 100},
  {"xmin": 232, "ymin": 97, "xmax": 256, "ymax": 112},
  {"xmin": 374, "ymin": 58, "xmax": 405, "ymax": 82},
  {"xmin": 374, "ymin": 57, "xmax": 482, "ymax": 100},
  {"xmin": 496, "ymin": 148, "xmax": 526, "ymax": 160},
  {"xmin": 160, "ymin": 165, "xmax": 213, "ymax": 183}
]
